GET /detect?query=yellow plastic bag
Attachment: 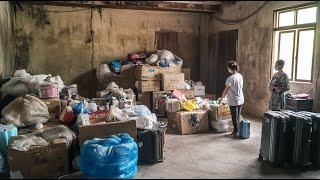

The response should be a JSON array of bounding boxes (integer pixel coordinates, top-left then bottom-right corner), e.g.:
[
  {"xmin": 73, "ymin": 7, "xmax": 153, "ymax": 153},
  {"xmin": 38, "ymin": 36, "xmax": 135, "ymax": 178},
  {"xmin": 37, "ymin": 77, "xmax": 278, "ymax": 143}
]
[{"xmin": 182, "ymin": 100, "xmax": 198, "ymax": 111}]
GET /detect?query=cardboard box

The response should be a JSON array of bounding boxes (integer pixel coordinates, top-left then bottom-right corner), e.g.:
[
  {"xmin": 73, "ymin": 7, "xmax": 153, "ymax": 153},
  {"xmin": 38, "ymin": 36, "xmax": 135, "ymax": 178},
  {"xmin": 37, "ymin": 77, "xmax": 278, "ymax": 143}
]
[
  {"xmin": 96, "ymin": 90, "xmax": 109, "ymax": 98},
  {"xmin": 161, "ymin": 72, "xmax": 185, "ymax": 91},
  {"xmin": 8, "ymin": 138, "xmax": 69, "ymax": 179},
  {"xmin": 61, "ymin": 85, "xmax": 78, "ymax": 98},
  {"xmin": 152, "ymin": 91, "xmax": 172, "ymax": 116},
  {"xmin": 79, "ymin": 120, "xmax": 137, "ymax": 148},
  {"xmin": 160, "ymin": 65, "xmax": 182, "ymax": 74},
  {"xmin": 195, "ymin": 85, "xmax": 206, "ymax": 96},
  {"xmin": 92, "ymin": 98, "xmax": 107, "ymax": 106},
  {"xmin": 181, "ymin": 68, "xmax": 191, "ymax": 80},
  {"xmin": 135, "ymin": 65, "xmax": 160, "ymax": 80},
  {"xmin": 138, "ymin": 92, "xmax": 152, "ymax": 109},
  {"xmin": 208, "ymin": 104, "xmax": 232, "ymax": 121},
  {"xmin": 168, "ymin": 110, "xmax": 209, "ymax": 135},
  {"xmin": 89, "ymin": 110, "xmax": 109, "ymax": 124},
  {"xmin": 198, "ymin": 94, "xmax": 216, "ymax": 100},
  {"xmin": 165, "ymin": 98, "xmax": 181, "ymax": 113},
  {"xmin": 137, "ymin": 80, "xmax": 160, "ymax": 92},
  {"xmin": 119, "ymin": 65, "xmax": 136, "ymax": 89},
  {"xmin": 41, "ymin": 98, "xmax": 61, "ymax": 119},
  {"xmin": 179, "ymin": 89, "xmax": 195, "ymax": 99}
]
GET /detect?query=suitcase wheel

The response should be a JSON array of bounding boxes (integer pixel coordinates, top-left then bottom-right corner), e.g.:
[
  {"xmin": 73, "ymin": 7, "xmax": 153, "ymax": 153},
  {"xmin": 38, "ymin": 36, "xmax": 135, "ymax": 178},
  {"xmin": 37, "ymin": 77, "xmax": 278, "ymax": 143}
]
[{"xmin": 258, "ymin": 154, "xmax": 263, "ymax": 161}]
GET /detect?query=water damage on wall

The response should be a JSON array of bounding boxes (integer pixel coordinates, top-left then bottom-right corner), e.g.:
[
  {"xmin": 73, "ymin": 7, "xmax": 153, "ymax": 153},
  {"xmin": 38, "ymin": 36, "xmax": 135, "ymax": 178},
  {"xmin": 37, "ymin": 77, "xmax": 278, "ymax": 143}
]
[{"xmin": 11, "ymin": 2, "xmax": 52, "ymax": 70}]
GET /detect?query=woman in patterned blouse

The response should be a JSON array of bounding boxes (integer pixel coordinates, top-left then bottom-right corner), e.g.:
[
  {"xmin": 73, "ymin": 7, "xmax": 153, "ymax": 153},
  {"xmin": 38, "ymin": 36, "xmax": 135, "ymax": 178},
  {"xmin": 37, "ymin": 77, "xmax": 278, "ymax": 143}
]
[{"xmin": 269, "ymin": 59, "xmax": 290, "ymax": 110}]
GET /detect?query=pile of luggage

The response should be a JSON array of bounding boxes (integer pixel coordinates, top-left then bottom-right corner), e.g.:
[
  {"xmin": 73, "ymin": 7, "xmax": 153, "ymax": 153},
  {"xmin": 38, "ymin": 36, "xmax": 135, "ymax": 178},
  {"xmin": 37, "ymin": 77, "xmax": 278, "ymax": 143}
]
[{"xmin": 259, "ymin": 110, "xmax": 320, "ymax": 169}]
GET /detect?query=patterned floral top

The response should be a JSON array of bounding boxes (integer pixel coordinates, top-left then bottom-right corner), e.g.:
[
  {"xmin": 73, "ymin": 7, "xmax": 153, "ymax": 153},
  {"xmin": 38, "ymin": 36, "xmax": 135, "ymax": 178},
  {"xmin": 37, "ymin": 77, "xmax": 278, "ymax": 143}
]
[{"xmin": 269, "ymin": 72, "xmax": 290, "ymax": 110}]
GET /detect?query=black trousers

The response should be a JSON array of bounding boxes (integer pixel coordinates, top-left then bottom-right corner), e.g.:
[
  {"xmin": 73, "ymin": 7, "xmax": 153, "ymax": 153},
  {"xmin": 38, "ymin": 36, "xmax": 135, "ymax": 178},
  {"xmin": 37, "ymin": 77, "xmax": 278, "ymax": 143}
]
[{"xmin": 229, "ymin": 105, "xmax": 242, "ymax": 133}]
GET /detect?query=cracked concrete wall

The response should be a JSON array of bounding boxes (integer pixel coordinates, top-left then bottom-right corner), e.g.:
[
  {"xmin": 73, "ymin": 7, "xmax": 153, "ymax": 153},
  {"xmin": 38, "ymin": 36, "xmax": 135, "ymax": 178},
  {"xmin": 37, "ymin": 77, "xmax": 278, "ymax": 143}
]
[
  {"xmin": 210, "ymin": 1, "xmax": 318, "ymax": 117},
  {"xmin": 14, "ymin": 5, "xmax": 201, "ymax": 97},
  {"xmin": 0, "ymin": 1, "xmax": 13, "ymax": 78}
]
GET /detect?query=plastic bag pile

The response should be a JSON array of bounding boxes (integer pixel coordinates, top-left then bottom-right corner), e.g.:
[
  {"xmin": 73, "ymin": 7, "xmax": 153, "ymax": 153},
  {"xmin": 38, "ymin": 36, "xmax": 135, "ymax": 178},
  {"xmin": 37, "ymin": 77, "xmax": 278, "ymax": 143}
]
[
  {"xmin": 1, "ymin": 69, "xmax": 64, "ymax": 97},
  {"xmin": 107, "ymin": 105, "xmax": 159, "ymax": 130},
  {"xmin": 146, "ymin": 50, "xmax": 183, "ymax": 67},
  {"xmin": 9, "ymin": 125, "xmax": 76, "ymax": 151},
  {"xmin": 80, "ymin": 133, "xmax": 138, "ymax": 179}
]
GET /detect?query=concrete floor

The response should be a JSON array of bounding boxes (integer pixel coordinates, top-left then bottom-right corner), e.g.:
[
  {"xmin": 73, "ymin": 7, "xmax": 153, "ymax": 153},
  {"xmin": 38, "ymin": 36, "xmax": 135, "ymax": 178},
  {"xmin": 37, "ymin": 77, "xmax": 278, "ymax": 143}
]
[
  {"xmin": 135, "ymin": 119, "xmax": 320, "ymax": 179},
  {"xmin": 59, "ymin": 118, "xmax": 320, "ymax": 179}
]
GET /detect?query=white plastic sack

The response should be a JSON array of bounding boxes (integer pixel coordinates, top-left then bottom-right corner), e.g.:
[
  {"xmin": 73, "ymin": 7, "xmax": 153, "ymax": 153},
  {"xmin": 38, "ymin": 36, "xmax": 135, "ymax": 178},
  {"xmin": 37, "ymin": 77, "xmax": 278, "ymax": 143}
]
[
  {"xmin": 77, "ymin": 113, "xmax": 90, "ymax": 126},
  {"xmin": 106, "ymin": 81, "xmax": 119, "ymax": 91},
  {"xmin": 106, "ymin": 106, "xmax": 130, "ymax": 122},
  {"xmin": 129, "ymin": 113, "xmax": 157, "ymax": 130},
  {"xmin": 86, "ymin": 102, "xmax": 97, "ymax": 113},
  {"xmin": 212, "ymin": 119, "xmax": 230, "ymax": 133},
  {"xmin": 9, "ymin": 135, "xmax": 48, "ymax": 151},
  {"xmin": 48, "ymin": 75, "xmax": 65, "ymax": 91},
  {"xmin": 157, "ymin": 50, "xmax": 175, "ymax": 62},
  {"xmin": 13, "ymin": 69, "xmax": 30, "ymax": 78},
  {"xmin": 40, "ymin": 125, "xmax": 76, "ymax": 146},
  {"xmin": 146, "ymin": 54, "xmax": 158, "ymax": 64},
  {"xmin": 1, "ymin": 95, "xmax": 50, "ymax": 127},
  {"xmin": 96, "ymin": 64, "xmax": 113, "ymax": 85}
]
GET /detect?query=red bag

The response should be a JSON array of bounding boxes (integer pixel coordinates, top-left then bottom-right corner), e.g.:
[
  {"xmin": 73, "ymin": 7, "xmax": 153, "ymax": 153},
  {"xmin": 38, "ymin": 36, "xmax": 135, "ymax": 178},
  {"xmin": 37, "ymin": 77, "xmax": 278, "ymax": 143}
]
[{"xmin": 60, "ymin": 106, "xmax": 75, "ymax": 124}]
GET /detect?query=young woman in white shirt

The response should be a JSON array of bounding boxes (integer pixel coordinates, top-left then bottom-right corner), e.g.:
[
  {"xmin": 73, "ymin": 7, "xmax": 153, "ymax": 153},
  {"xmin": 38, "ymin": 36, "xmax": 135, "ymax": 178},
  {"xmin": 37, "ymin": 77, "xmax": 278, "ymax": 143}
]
[{"xmin": 218, "ymin": 61, "xmax": 244, "ymax": 138}]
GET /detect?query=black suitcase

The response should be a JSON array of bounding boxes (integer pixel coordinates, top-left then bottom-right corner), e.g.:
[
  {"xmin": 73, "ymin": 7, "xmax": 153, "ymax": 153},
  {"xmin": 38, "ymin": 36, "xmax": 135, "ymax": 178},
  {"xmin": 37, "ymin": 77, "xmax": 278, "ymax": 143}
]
[
  {"xmin": 137, "ymin": 128, "xmax": 164, "ymax": 164},
  {"xmin": 259, "ymin": 111, "xmax": 290, "ymax": 167},
  {"xmin": 310, "ymin": 114, "xmax": 320, "ymax": 168},
  {"xmin": 295, "ymin": 111, "xmax": 320, "ymax": 168},
  {"xmin": 282, "ymin": 111, "xmax": 312, "ymax": 168}
]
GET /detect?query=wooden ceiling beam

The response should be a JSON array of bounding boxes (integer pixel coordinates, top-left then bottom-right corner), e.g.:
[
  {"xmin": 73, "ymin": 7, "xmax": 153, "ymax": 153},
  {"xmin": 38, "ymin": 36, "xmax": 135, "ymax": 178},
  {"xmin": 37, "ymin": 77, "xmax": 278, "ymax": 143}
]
[{"xmin": 21, "ymin": 1, "xmax": 221, "ymax": 14}]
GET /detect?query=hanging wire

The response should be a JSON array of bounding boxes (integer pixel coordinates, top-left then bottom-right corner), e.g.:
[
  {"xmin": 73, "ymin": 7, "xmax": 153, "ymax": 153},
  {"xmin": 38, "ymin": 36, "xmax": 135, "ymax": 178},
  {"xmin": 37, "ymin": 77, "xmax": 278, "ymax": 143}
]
[{"xmin": 212, "ymin": 1, "xmax": 269, "ymax": 25}]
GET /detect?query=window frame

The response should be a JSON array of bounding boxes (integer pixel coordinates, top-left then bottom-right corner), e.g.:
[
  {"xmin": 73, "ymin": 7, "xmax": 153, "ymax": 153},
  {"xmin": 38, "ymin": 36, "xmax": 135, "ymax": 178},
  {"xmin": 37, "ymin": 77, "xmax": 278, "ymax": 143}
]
[
  {"xmin": 272, "ymin": 2, "xmax": 318, "ymax": 83},
  {"xmin": 294, "ymin": 28, "xmax": 316, "ymax": 82},
  {"xmin": 277, "ymin": 30, "xmax": 296, "ymax": 81}
]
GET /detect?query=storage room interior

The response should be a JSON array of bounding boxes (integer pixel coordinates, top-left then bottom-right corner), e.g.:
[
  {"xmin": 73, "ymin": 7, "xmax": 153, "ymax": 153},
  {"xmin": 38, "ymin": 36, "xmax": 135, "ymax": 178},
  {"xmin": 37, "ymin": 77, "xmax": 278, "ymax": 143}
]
[{"xmin": 0, "ymin": 1, "xmax": 320, "ymax": 179}]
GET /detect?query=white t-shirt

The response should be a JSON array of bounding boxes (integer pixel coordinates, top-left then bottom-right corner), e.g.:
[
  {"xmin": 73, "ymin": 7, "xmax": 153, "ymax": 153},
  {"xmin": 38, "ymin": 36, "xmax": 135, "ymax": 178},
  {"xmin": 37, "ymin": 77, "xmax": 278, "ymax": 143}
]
[{"xmin": 225, "ymin": 72, "xmax": 244, "ymax": 106}]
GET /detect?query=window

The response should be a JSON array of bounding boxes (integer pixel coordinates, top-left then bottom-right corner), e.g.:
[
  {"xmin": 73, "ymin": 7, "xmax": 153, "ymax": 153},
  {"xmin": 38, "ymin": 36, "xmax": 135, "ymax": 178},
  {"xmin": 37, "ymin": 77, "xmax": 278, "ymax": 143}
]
[{"xmin": 272, "ymin": 3, "xmax": 318, "ymax": 82}]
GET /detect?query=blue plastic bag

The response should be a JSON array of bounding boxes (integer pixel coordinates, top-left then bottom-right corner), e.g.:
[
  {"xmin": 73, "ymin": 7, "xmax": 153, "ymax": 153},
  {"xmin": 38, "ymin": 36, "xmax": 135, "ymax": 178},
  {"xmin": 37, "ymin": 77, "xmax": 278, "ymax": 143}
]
[
  {"xmin": 71, "ymin": 101, "xmax": 88, "ymax": 115},
  {"xmin": 80, "ymin": 133, "xmax": 138, "ymax": 179},
  {"xmin": 110, "ymin": 60, "xmax": 122, "ymax": 73}
]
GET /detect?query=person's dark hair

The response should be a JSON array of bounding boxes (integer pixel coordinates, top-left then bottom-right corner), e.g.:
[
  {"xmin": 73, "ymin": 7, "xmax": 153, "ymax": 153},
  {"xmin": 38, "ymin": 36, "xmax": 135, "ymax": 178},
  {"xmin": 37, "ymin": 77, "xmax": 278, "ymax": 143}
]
[{"xmin": 227, "ymin": 61, "xmax": 239, "ymax": 72}]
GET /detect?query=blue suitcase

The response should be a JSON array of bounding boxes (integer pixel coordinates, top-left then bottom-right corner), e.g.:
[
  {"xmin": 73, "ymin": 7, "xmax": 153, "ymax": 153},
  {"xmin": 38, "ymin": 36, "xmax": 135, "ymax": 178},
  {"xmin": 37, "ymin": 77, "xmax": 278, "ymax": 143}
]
[{"xmin": 240, "ymin": 119, "xmax": 250, "ymax": 139}]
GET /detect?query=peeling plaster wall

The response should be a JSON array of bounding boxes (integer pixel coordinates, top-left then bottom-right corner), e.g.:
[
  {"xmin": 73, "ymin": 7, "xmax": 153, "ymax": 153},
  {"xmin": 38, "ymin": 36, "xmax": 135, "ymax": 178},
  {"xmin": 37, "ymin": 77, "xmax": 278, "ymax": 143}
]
[
  {"xmin": 0, "ymin": 1, "xmax": 13, "ymax": 78},
  {"xmin": 210, "ymin": 1, "xmax": 318, "ymax": 117},
  {"xmin": 14, "ymin": 5, "xmax": 201, "ymax": 97}
]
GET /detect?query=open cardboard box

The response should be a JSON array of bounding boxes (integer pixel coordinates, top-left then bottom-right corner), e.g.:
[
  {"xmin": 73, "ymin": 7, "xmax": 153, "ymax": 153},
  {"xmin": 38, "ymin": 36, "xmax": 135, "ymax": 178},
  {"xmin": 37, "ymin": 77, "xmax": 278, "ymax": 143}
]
[{"xmin": 78, "ymin": 119, "xmax": 137, "ymax": 148}]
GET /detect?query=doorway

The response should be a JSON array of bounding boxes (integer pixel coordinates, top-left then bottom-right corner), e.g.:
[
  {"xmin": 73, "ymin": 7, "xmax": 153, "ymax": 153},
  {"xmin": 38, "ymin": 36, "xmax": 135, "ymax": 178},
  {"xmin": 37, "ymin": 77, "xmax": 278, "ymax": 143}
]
[{"xmin": 216, "ymin": 29, "xmax": 238, "ymax": 96}]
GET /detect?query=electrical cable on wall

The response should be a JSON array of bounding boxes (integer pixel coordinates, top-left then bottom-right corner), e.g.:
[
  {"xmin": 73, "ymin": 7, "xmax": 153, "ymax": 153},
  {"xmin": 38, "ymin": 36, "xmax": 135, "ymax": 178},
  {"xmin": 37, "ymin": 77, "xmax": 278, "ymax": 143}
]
[{"xmin": 212, "ymin": 1, "xmax": 269, "ymax": 25}]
